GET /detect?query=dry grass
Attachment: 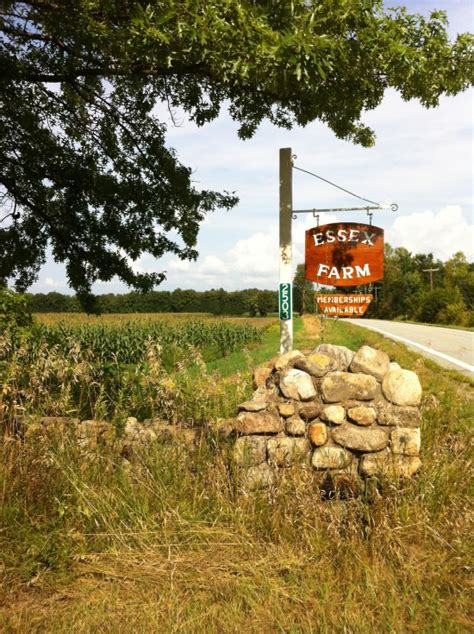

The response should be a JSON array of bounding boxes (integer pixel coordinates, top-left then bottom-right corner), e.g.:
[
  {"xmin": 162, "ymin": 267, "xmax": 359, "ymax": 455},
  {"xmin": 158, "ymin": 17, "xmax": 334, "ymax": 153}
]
[{"xmin": 0, "ymin": 318, "xmax": 473, "ymax": 632}]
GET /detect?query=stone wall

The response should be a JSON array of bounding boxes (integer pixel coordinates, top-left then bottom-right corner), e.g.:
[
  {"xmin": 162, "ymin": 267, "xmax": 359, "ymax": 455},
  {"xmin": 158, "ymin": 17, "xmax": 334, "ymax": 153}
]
[
  {"xmin": 12, "ymin": 343, "xmax": 423, "ymax": 493},
  {"xmin": 232, "ymin": 344, "xmax": 423, "ymax": 490},
  {"xmin": 17, "ymin": 415, "xmax": 199, "ymax": 456}
]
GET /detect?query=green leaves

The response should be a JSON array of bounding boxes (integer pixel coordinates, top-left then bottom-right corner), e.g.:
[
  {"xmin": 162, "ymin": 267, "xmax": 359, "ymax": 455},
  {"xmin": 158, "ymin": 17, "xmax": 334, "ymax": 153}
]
[
  {"xmin": 0, "ymin": 288, "xmax": 33, "ymax": 335},
  {"xmin": 0, "ymin": 1, "xmax": 472, "ymax": 307}
]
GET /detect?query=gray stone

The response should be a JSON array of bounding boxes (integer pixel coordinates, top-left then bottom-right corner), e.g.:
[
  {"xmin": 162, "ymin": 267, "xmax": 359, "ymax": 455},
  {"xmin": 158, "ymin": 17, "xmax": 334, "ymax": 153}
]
[
  {"xmin": 267, "ymin": 437, "xmax": 311, "ymax": 467},
  {"xmin": 280, "ymin": 368, "xmax": 317, "ymax": 401},
  {"xmin": 391, "ymin": 456, "xmax": 422, "ymax": 477},
  {"xmin": 390, "ymin": 428, "xmax": 421, "ymax": 456},
  {"xmin": 124, "ymin": 417, "xmax": 159, "ymax": 447},
  {"xmin": 285, "ymin": 415, "xmax": 306, "ymax": 437},
  {"xmin": 150, "ymin": 423, "xmax": 199, "ymax": 446},
  {"xmin": 39, "ymin": 416, "xmax": 80, "ymax": 429},
  {"xmin": 308, "ymin": 422, "xmax": 328, "ymax": 447},
  {"xmin": 24, "ymin": 416, "xmax": 80, "ymax": 442},
  {"xmin": 390, "ymin": 362, "xmax": 401, "ymax": 371},
  {"xmin": 241, "ymin": 463, "xmax": 276, "ymax": 490},
  {"xmin": 252, "ymin": 385, "xmax": 278, "ymax": 402},
  {"xmin": 347, "ymin": 405, "xmax": 377, "ymax": 427},
  {"xmin": 25, "ymin": 416, "xmax": 80, "ymax": 438},
  {"xmin": 238, "ymin": 400, "xmax": 268, "ymax": 413},
  {"xmin": 315, "ymin": 344, "xmax": 355, "ymax": 371},
  {"xmin": 359, "ymin": 449, "xmax": 391, "ymax": 476},
  {"xmin": 253, "ymin": 364, "xmax": 272, "ymax": 389},
  {"xmin": 278, "ymin": 402, "xmax": 296, "ymax": 418},
  {"xmin": 236, "ymin": 411, "xmax": 283, "ymax": 435},
  {"xmin": 312, "ymin": 446, "xmax": 353, "ymax": 470},
  {"xmin": 294, "ymin": 352, "xmax": 337, "ymax": 377},
  {"xmin": 321, "ymin": 405, "xmax": 346, "ymax": 425},
  {"xmin": 124, "ymin": 416, "xmax": 140, "ymax": 435},
  {"xmin": 205, "ymin": 417, "xmax": 236, "ymax": 439},
  {"xmin": 332, "ymin": 423, "xmax": 388, "ymax": 452},
  {"xmin": 76, "ymin": 420, "xmax": 114, "ymax": 449},
  {"xmin": 298, "ymin": 402, "xmax": 321, "ymax": 421},
  {"xmin": 376, "ymin": 403, "xmax": 421, "ymax": 427},
  {"xmin": 274, "ymin": 350, "xmax": 304, "ymax": 371},
  {"xmin": 233, "ymin": 436, "xmax": 267, "ymax": 465},
  {"xmin": 382, "ymin": 369, "xmax": 422, "ymax": 406},
  {"xmin": 350, "ymin": 345, "xmax": 390, "ymax": 381},
  {"xmin": 360, "ymin": 451, "xmax": 422, "ymax": 478},
  {"xmin": 321, "ymin": 372, "xmax": 378, "ymax": 403}
]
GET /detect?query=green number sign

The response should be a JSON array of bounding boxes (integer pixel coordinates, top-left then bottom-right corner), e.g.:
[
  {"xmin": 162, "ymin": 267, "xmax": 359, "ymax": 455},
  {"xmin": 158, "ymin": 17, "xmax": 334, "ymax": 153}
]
[{"xmin": 279, "ymin": 283, "xmax": 292, "ymax": 321}]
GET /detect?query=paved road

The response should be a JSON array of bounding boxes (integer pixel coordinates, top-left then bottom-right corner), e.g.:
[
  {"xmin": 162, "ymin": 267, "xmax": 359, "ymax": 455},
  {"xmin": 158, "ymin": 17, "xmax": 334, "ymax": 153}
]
[{"xmin": 344, "ymin": 319, "xmax": 474, "ymax": 376}]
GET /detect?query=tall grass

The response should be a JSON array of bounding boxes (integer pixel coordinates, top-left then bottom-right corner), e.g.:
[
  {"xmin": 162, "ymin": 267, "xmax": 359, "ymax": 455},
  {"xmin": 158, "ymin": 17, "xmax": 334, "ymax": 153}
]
[
  {"xmin": 0, "ymin": 318, "xmax": 472, "ymax": 631},
  {"xmin": 0, "ymin": 338, "xmax": 252, "ymax": 426},
  {"xmin": 0, "ymin": 316, "xmax": 268, "ymax": 425}
]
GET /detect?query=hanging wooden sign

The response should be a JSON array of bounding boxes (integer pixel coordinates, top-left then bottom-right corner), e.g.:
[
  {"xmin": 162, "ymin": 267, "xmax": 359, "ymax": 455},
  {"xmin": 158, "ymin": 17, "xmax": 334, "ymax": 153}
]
[
  {"xmin": 315, "ymin": 293, "xmax": 373, "ymax": 317},
  {"xmin": 305, "ymin": 223, "xmax": 384, "ymax": 286}
]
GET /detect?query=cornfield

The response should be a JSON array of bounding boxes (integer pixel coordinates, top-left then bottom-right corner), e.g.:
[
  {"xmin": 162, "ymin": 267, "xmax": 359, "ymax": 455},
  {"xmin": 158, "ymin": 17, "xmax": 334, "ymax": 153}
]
[
  {"xmin": 5, "ymin": 319, "xmax": 264, "ymax": 365},
  {"xmin": 0, "ymin": 315, "xmax": 268, "ymax": 424}
]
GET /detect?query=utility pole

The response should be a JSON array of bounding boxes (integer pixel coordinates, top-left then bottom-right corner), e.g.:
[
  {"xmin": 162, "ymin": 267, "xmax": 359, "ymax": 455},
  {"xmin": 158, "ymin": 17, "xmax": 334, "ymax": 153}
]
[
  {"xmin": 277, "ymin": 147, "xmax": 398, "ymax": 351},
  {"xmin": 422, "ymin": 268, "xmax": 439, "ymax": 292},
  {"xmin": 279, "ymin": 148, "xmax": 293, "ymax": 353}
]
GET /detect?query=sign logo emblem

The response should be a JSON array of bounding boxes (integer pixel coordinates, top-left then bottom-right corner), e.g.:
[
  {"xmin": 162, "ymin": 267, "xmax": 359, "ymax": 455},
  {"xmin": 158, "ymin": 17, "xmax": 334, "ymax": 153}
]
[
  {"xmin": 279, "ymin": 283, "xmax": 292, "ymax": 321},
  {"xmin": 305, "ymin": 222, "xmax": 384, "ymax": 287}
]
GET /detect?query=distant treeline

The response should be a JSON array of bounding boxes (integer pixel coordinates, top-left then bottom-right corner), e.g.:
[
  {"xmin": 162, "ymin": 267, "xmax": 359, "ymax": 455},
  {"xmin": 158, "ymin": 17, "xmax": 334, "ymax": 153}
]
[
  {"xmin": 368, "ymin": 247, "xmax": 474, "ymax": 327},
  {"xmin": 25, "ymin": 288, "xmax": 279, "ymax": 316},
  {"xmin": 24, "ymin": 247, "xmax": 474, "ymax": 326}
]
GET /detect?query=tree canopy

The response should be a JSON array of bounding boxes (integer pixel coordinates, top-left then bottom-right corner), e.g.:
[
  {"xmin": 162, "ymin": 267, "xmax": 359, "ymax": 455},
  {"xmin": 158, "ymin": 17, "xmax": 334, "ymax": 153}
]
[
  {"xmin": 1, "ymin": 1, "xmax": 472, "ymax": 309},
  {"xmin": 372, "ymin": 247, "xmax": 474, "ymax": 326}
]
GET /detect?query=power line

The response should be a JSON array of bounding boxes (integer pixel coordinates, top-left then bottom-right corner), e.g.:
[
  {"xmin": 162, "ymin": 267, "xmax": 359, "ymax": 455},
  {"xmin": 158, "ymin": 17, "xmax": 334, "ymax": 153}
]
[
  {"xmin": 422, "ymin": 267, "xmax": 440, "ymax": 291},
  {"xmin": 292, "ymin": 164, "xmax": 380, "ymax": 206}
]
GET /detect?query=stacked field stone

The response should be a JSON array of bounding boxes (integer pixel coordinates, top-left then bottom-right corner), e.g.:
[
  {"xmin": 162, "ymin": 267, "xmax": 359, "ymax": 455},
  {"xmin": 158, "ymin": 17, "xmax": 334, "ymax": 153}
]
[{"xmin": 233, "ymin": 344, "xmax": 423, "ymax": 490}]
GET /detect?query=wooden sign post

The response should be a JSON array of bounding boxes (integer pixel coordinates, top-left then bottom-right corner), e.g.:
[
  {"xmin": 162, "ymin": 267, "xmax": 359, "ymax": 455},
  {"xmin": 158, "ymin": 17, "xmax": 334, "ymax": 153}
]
[
  {"xmin": 278, "ymin": 147, "xmax": 396, "ymax": 351},
  {"xmin": 279, "ymin": 148, "xmax": 293, "ymax": 353}
]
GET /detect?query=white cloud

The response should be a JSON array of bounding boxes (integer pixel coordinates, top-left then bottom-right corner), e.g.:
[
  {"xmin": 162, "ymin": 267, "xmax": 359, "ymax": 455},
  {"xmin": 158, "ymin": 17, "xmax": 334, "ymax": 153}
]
[
  {"xmin": 199, "ymin": 255, "xmax": 228, "ymax": 274},
  {"xmin": 168, "ymin": 259, "xmax": 191, "ymax": 272},
  {"xmin": 158, "ymin": 212, "xmax": 340, "ymax": 290},
  {"xmin": 228, "ymin": 230, "xmax": 277, "ymax": 274},
  {"xmin": 157, "ymin": 207, "xmax": 472, "ymax": 290},
  {"xmin": 44, "ymin": 277, "xmax": 64, "ymax": 288},
  {"xmin": 388, "ymin": 206, "xmax": 474, "ymax": 260}
]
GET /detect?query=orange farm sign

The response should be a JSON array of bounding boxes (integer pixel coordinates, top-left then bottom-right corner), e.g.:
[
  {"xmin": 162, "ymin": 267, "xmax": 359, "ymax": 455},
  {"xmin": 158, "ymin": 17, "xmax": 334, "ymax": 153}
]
[
  {"xmin": 305, "ymin": 223, "xmax": 384, "ymax": 287},
  {"xmin": 315, "ymin": 293, "xmax": 373, "ymax": 317}
]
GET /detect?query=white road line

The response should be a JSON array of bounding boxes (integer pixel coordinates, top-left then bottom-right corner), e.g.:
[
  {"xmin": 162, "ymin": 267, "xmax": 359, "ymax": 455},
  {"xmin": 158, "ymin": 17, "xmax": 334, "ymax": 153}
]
[{"xmin": 349, "ymin": 323, "xmax": 474, "ymax": 374}]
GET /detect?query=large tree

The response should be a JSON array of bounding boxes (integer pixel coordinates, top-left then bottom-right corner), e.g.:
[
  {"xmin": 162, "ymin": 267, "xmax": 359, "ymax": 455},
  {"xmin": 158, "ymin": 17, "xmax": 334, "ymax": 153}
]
[{"xmin": 1, "ymin": 1, "xmax": 472, "ymax": 309}]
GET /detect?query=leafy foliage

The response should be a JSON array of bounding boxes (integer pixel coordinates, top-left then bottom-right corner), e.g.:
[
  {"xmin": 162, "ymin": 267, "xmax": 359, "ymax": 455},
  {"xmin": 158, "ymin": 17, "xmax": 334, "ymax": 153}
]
[
  {"xmin": 19, "ymin": 246, "xmax": 474, "ymax": 326},
  {"xmin": 0, "ymin": 286, "xmax": 32, "ymax": 332},
  {"xmin": 293, "ymin": 263, "xmax": 315, "ymax": 315},
  {"xmin": 25, "ymin": 288, "xmax": 279, "ymax": 315},
  {"xmin": 1, "ymin": 1, "xmax": 472, "ymax": 308},
  {"xmin": 370, "ymin": 248, "xmax": 473, "ymax": 326}
]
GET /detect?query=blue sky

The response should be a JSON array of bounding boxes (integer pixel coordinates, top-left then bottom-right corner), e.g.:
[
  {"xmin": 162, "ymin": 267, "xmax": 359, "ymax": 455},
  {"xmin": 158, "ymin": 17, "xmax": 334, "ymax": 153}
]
[{"xmin": 31, "ymin": 0, "xmax": 473, "ymax": 294}]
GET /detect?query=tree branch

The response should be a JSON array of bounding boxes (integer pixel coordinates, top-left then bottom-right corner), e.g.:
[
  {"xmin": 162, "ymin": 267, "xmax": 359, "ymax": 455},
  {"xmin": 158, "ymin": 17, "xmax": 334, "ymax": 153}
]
[{"xmin": 8, "ymin": 63, "xmax": 206, "ymax": 83}]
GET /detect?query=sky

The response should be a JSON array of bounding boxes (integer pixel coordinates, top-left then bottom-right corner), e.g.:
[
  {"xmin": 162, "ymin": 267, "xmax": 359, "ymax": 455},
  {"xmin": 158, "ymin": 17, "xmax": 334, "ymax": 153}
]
[{"xmin": 31, "ymin": 0, "xmax": 473, "ymax": 295}]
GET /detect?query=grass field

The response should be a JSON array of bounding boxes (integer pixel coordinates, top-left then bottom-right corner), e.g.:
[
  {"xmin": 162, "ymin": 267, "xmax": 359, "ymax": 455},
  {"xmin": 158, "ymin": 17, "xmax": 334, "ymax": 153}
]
[{"xmin": 1, "ymin": 314, "xmax": 473, "ymax": 632}]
